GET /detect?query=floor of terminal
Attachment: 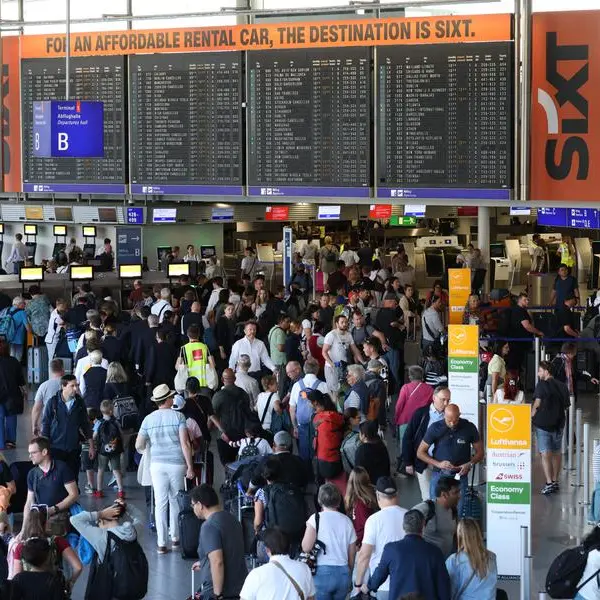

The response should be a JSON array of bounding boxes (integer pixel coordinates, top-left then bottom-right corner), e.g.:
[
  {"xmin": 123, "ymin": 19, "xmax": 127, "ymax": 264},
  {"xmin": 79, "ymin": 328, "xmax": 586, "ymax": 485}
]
[{"xmin": 6, "ymin": 390, "xmax": 599, "ymax": 599}]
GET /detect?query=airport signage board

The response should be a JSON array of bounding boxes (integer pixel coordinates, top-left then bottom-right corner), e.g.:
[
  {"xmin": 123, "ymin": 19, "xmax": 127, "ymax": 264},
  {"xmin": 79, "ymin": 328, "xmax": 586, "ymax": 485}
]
[
  {"xmin": 116, "ymin": 226, "xmax": 142, "ymax": 266},
  {"xmin": 126, "ymin": 207, "xmax": 144, "ymax": 225},
  {"xmin": 531, "ymin": 11, "xmax": 600, "ymax": 201},
  {"xmin": 283, "ymin": 227, "xmax": 293, "ymax": 288},
  {"xmin": 447, "ymin": 324, "xmax": 479, "ymax": 425},
  {"xmin": 369, "ymin": 204, "xmax": 392, "ymax": 219},
  {"xmin": 448, "ymin": 268, "xmax": 471, "ymax": 325},
  {"xmin": 486, "ymin": 403, "xmax": 532, "ymax": 577},
  {"xmin": 265, "ymin": 206, "xmax": 289, "ymax": 221},
  {"xmin": 32, "ymin": 100, "xmax": 104, "ymax": 158}
]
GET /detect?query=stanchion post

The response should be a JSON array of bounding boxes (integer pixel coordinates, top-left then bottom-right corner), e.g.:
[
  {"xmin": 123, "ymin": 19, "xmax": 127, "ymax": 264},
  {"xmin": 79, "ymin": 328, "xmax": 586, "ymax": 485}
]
[
  {"xmin": 521, "ymin": 526, "xmax": 530, "ymax": 600},
  {"xmin": 568, "ymin": 400, "xmax": 575, "ymax": 471},
  {"xmin": 534, "ymin": 337, "xmax": 540, "ymax": 384},
  {"xmin": 582, "ymin": 423, "xmax": 591, "ymax": 505},
  {"xmin": 574, "ymin": 409, "xmax": 583, "ymax": 487}
]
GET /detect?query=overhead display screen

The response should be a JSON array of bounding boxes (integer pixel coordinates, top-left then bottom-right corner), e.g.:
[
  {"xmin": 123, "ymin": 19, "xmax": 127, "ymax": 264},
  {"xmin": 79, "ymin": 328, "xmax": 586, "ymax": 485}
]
[
  {"xmin": 537, "ymin": 208, "xmax": 567, "ymax": 227},
  {"xmin": 21, "ymin": 56, "xmax": 126, "ymax": 193},
  {"xmin": 568, "ymin": 209, "xmax": 599, "ymax": 229},
  {"xmin": 248, "ymin": 47, "xmax": 371, "ymax": 198},
  {"xmin": 377, "ymin": 42, "xmax": 513, "ymax": 200},
  {"xmin": 130, "ymin": 52, "xmax": 243, "ymax": 196}
]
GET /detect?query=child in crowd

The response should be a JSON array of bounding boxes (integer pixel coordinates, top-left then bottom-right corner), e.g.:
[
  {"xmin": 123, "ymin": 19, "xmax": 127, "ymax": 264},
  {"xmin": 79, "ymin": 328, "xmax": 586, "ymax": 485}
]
[
  {"xmin": 83, "ymin": 408, "xmax": 101, "ymax": 496},
  {"xmin": 0, "ymin": 510, "xmax": 13, "ymax": 548},
  {"xmin": 229, "ymin": 423, "xmax": 273, "ymax": 460},
  {"xmin": 94, "ymin": 400, "xmax": 125, "ymax": 499}
]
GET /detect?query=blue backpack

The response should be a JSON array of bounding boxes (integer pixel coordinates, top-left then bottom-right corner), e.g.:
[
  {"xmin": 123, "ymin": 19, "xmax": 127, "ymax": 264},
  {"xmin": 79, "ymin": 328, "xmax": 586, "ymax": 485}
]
[
  {"xmin": 0, "ymin": 307, "xmax": 21, "ymax": 343},
  {"xmin": 589, "ymin": 482, "xmax": 600, "ymax": 523},
  {"xmin": 296, "ymin": 378, "xmax": 322, "ymax": 425}
]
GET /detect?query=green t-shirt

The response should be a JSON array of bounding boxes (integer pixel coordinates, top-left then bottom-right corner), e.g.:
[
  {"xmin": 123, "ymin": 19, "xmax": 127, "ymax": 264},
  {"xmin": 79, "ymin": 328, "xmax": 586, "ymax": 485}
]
[{"xmin": 268, "ymin": 326, "xmax": 288, "ymax": 366}]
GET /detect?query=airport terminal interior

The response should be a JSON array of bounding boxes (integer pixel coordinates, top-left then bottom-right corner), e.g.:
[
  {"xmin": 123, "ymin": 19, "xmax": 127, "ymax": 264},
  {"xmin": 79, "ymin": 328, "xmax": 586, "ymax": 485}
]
[{"xmin": 0, "ymin": 0, "xmax": 599, "ymax": 599}]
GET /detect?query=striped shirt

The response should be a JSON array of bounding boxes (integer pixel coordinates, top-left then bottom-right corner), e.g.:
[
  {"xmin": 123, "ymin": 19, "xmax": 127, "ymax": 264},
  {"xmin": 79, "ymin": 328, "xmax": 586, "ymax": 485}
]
[{"xmin": 138, "ymin": 409, "xmax": 187, "ymax": 465}]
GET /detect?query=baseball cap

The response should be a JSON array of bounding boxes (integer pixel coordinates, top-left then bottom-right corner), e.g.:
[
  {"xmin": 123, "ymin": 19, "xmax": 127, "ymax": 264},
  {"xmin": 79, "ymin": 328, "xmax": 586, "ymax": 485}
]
[
  {"xmin": 376, "ymin": 476, "xmax": 397, "ymax": 496},
  {"xmin": 171, "ymin": 394, "xmax": 186, "ymax": 411},
  {"xmin": 273, "ymin": 430, "xmax": 292, "ymax": 448}
]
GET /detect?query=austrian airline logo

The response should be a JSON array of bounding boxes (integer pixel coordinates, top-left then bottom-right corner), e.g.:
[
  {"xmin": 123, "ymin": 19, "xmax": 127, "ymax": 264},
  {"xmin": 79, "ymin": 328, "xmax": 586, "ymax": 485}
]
[
  {"xmin": 76, "ymin": 100, "xmax": 81, "ymax": 113},
  {"xmin": 538, "ymin": 31, "xmax": 589, "ymax": 181}
]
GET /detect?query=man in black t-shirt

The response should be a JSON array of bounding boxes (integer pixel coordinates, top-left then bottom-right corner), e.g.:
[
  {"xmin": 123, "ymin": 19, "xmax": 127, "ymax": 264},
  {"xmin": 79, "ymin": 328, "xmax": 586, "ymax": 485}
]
[
  {"xmin": 554, "ymin": 295, "xmax": 579, "ymax": 339},
  {"xmin": 506, "ymin": 292, "xmax": 543, "ymax": 370}
]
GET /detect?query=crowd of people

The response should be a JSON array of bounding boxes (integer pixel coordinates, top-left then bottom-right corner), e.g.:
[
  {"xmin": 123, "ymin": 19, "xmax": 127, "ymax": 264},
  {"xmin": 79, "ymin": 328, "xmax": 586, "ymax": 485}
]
[{"xmin": 0, "ymin": 235, "xmax": 595, "ymax": 600}]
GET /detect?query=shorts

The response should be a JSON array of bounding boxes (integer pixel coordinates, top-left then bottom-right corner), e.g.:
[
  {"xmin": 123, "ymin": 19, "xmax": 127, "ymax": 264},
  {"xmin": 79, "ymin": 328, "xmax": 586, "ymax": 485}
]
[
  {"xmin": 324, "ymin": 364, "xmax": 341, "ymax": 393},
  {"xmin": 535, "ymin": 427, "xmax": 563, "ymax": 453},
  {"xmin": 81, "ymin": 449, "xmax": 98, "ymax": 471},
  {"xmin": 98, "ymin": 453, "xmax": 123, "ymax": 472}
]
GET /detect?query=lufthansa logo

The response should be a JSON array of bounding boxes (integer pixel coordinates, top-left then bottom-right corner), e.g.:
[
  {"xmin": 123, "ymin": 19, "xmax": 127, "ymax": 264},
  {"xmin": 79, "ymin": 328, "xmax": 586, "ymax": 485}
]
[{"xmin": 490, "ymin": 407, "xmax": 515, "ymax": 434}]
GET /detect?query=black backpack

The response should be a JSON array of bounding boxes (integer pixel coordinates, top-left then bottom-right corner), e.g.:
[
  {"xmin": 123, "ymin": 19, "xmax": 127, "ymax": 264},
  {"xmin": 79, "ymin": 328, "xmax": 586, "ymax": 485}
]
[
  {"xmin": 265, "ymin": 483, "xmax": 306, "ymax": 538},
  {"xmin": 546, "ymin": 544, "xmax": 600, "ymax": 598},
  {"xmin": 97, "ymin": 418, "xmax": 124, "ymax": 457},
  {"xmin": 85, "ymin": 532, "xmax": 148, "ymax": 600}
]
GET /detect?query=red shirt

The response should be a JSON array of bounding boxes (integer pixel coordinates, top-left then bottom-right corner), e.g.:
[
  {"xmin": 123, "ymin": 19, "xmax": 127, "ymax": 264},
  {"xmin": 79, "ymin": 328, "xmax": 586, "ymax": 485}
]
[
  {"xmin": 351, "ymin": 500, "xmax": 378, "ymax": 546},
  {"xmin": 394, "ymin": 381, "xmax": 434, "ymax": 425}
]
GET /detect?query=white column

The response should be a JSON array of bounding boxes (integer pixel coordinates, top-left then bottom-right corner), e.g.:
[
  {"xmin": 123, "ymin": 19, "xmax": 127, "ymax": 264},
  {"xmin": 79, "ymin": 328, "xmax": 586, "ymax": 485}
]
[{"xmin": 478, "ymin": 206, "xmax": 491, "ymax": 293}]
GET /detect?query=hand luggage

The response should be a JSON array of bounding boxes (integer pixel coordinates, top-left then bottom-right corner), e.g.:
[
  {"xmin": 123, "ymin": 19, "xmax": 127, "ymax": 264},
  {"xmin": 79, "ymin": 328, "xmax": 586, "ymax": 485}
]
[
  {"xmin": 177, "ymin": 477, "xmax": 202, "ymax": 560},
  {"xmin": 185, "ymin": 569, "xmax": 201, "ymax": 600},
  {"xmin": 27, "ymin": 345, "xmax": 48, "ymax": 384}
]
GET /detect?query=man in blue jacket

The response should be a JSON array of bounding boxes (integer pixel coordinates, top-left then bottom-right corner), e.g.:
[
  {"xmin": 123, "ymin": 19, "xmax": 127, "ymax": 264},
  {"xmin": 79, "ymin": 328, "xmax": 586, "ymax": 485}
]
[
  {"xmin": 365, "ymin": 509, "xmax": 451, "ymax": 600},
  {"xmin": 42, "ymin": 373, "xmax": 95, "ymax": 480}
]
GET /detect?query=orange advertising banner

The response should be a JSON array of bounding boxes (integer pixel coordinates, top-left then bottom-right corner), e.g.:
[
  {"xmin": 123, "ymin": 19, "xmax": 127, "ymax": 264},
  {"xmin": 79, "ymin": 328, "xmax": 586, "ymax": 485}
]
[
  {"xmin": 3, "ymin": 36, "xmax": 21, "ymax": 193},
  {"xmin": 20, "ymin": 14, "xmax": 512, "ymax": 58},
  {"xmin": 531, "ymin": 11, "xmax": 598, "ymax": 201},
  {"xmin": 448, "ymin": 268, "xmax": 471, "ymax": 325}
]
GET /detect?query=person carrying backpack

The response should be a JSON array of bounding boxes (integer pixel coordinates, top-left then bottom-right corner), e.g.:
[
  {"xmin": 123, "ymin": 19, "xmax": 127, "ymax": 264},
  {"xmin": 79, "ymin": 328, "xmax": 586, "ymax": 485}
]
[
  {"xmin": 94, "ymin": 400, "xmax": 124, "ymax": 500},
  {"xmin": 70, "ymin": 499, "xmax": 148, "ymax": 600},
  {"xmin": 0, "ymin": 297, "xmax": 28, "ymax": 362}
]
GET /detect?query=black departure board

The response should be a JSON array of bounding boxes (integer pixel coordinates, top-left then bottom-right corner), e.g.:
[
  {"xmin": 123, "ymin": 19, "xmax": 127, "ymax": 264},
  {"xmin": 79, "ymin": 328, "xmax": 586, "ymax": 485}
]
[
  {"xmin": 21, "ymin": 57, "xmax": 126, "ymax": 193},
  {"xmin": 248, "ymin": 48, "xmax": 371, "ymax": 198},
  {"xmin": 129, "ymin": 52, "xmax": 243, "ymax": 196},
  {"xmin": 377, "ymin": 42, "xmax": 512, "ymax": 200}
]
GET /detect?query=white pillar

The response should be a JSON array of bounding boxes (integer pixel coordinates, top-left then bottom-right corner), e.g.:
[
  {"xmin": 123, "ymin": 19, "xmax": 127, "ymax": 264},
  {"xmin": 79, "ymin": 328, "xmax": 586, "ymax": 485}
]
[{"xmin": 478, "ymin": 206, "xmax": 490, "ymax": 293}]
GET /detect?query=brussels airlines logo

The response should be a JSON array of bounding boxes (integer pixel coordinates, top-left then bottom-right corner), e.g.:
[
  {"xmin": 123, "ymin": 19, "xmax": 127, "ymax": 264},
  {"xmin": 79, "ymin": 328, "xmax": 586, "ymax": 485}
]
[{"xmin": 538, "ymin": 32, "xmax": 589, "ymax": 181}]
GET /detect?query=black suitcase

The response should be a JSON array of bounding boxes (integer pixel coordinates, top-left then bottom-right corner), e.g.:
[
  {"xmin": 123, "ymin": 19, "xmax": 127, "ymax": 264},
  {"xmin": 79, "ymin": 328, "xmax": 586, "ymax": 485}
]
[{"xmin": 177, "ymin": 478, "xmax": 202, "ymax": 560}]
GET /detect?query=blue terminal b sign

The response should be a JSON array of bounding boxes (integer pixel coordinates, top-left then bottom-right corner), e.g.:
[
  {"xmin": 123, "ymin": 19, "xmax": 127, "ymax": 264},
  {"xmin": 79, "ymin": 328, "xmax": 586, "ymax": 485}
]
[{"xmin": 33, "ymin": 100, "xmax": 104, "ymax": 158}]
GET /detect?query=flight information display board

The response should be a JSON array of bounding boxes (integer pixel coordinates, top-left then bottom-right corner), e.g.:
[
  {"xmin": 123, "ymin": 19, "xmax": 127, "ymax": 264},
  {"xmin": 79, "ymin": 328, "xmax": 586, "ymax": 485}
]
[
  {"xmin": 248, "ymin": 47, "xmax": 371, "ymax": 198},
  {"xmin": 537, "ymin": 208, "xmax": 567, "ymax": 227},
  {"xmin": 377, "ymin": 42, "xmax": 512, "ymax": 200},
  {"xmin": 129, "ymin": 52, "xmax": 243, "ymax": 196},
  {"xmin": 21, "ymin": 57, "xmax": 126, "ymax": 193}
]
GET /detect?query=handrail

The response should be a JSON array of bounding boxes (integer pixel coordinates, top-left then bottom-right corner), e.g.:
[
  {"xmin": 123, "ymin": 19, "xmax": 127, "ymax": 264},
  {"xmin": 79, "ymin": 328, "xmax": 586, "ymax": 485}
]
[{"xmin": 482, "ymin": 336, "xmax": 600, "ymax": 343}]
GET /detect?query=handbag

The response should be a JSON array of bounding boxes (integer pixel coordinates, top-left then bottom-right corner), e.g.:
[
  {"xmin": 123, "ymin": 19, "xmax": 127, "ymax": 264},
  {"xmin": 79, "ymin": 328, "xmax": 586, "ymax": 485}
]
[
  {"xmin": 174, "ymin": 348, "xmax": 189, "ymax": 392},
  {"xmin": 298, "ymin": 511, "xmax": 326, "ymax": 575},
  {"xmin": 206, "ymin": 363, "xmax": 218, "ymax": 390},
  {"xmin": 452, "ymin": 563, "xmax": 477, "ymax": 600}
]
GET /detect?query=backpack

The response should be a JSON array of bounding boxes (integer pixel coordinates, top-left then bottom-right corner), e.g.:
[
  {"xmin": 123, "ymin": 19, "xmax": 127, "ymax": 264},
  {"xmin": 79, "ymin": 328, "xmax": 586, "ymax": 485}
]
[
  {"xmin": 296, "ymin": 378, "xmax": 320, "ymax": 425},
  {"xmin": 22, "ymin": 536, "xmax": 63, "ymax": 578},
  {"xmin": 264, "ymin": 482, "xmax": 306, "ymax": 537},
  {"xmin": 112, "ymin": 396, "xmax": 139, "ymax": 431},
  {"xmin": 85, "ymin": 532, "xmax": 149, "ymax": 600},
  {"xmin": 532, "ymin": 380, "xmax": 567, "ymax": 432},
  {"xmin": 0, "ymin": 308, "xmax": 18, "ymax": 343},
  {"xmin": 239, "ymin": 439, "xmax": 260, "ymax": 460},
  {"xmin": 366, "ymin": 394, "xmax": 381, "ymax": 422},
  {"xmin": 589, "ymin": 481, "xmax": 600, "ymax": 524},
  {"xmin": 97, "ymin": 418, "xmax": 124, "ymax": 457},
  {"xmin": 324, "ymin": 248, "xmax": 337, "ymax": 262},
  {"xmin": 546, "ymin": 544, "xmax": 600, "ymax": 598}
]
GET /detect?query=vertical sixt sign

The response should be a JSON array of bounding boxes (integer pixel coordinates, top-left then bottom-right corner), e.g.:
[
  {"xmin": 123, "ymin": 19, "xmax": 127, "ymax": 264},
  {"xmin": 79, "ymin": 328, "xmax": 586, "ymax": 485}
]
[
  {"xmin": 2, "ymin": 37, "xmax": 22, "ymax": 192},
  {"xmin": 531, "ymin": 11, "xmax": 597, "ymax": 201}
]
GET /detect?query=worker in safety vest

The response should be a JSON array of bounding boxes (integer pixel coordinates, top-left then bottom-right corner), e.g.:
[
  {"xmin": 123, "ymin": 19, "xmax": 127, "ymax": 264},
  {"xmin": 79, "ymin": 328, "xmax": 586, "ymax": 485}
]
[
  {"xmin": 557, "ymin": 235, "xmax": 576, "ymax": 271},
  {"xmin": 177, "ymin": 323, "xmax": 216, "ymax": 393}
]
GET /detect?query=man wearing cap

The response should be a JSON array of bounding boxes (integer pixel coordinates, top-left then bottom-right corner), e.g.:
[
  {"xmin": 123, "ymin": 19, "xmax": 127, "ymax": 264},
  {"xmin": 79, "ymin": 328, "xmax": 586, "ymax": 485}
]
[
  {"xmin": 136, "ymin": 384, "xmax": 195, "ymax": 555},
  {"xmin": 416, "ymin": 403, "xmax": 483, "ymax": 513},
  {"xmin": 354, "ymin": 476, "xmax": 407, "ymax": 600}
]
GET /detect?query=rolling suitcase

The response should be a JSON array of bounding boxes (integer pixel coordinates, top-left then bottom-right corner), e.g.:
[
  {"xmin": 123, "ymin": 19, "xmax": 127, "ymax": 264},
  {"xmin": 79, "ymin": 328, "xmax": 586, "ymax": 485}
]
[
  {"xmin": 185, "ymin": 570, "xmax": 201, "ymax": 600},
  {"xmin": 28, "ymin": 345, "xmax": 48, "ymax": 384},
  {"xmin": 177, "ymin": 477, "xmax": 202, "ymax": 559}
]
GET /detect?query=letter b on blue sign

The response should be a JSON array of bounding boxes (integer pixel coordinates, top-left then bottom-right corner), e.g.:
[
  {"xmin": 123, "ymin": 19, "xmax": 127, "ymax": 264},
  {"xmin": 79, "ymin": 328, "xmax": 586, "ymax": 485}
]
[{"xmin": 58, "ymin": 133, "xmax": 69, "ymax": 151}]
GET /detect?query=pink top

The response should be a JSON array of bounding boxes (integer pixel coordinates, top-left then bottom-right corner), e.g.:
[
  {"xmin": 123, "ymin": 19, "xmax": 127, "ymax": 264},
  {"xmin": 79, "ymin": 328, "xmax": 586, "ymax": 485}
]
[{"xmin": 394, "ymin": 381, "xmax": 434, "ymax": 425}]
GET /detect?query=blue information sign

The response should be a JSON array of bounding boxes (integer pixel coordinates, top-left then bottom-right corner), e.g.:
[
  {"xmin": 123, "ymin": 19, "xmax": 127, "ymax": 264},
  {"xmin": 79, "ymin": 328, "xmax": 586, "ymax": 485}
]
[
  {"xmin": 211, "ymin": 208, "xmax": 235, "ymax": 222},
  {"xmin": 568, "ymin": 208, "xmax": 600, "ymax": 229},
  {"xmin": 283, "ymin": 227, "xmax": 293, "ymax": 288},
  {"xmin": 116, "ymin": 227, "xmax": 142, "ymax": 266},
  {"xmin": 33, "ymin": 100, "xmax": 104, "ymax": 158},
  {"xmin": 126, "ymin": 207, "xmax": 144, "ymax": 225},
  {"xmin": 537, "ymin": 208, "xmax": 568, "ymax": 227}
]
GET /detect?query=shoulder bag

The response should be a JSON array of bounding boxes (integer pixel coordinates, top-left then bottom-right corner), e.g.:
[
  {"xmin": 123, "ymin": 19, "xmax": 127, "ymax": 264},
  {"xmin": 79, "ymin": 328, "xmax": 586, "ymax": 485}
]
[{"xmin": 271, "ymin": 560, "xmax": 305, "ymax": 600}]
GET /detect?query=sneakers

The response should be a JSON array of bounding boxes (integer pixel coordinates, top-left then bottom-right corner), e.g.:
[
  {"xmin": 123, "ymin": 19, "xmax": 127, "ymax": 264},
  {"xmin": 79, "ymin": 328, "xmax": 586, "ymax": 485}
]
[
  {"xmin": 84, "ymin": 484, "xmax": 95, "ymax": 496},
  {"xmin": 157, "ymin": 546, "xmax": 168, "ymax": 555},
  {"xmin": 117, "ymin": 491, "xmax": 125, "ymax": 499},
  {"xmin": 552, "ymin": 481, "xmax": 560, "ymax": 491},
  {"xmin": 541, "ymin": 482, "xmax": 555, "ymax": 495},
  {"xmin": 171, "ymin": 540, "xmax": 180, "ymax": 549},
  {"xmin": 93, "ymin": 490, "xmax": 105, "ymax": 499}
]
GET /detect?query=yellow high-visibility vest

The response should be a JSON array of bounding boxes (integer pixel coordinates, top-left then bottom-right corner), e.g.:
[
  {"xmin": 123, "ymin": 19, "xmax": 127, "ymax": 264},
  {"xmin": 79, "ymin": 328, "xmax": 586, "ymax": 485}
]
[{"xmin": 184, "ymin": 342, "xmax": 209, "ymax": 386}]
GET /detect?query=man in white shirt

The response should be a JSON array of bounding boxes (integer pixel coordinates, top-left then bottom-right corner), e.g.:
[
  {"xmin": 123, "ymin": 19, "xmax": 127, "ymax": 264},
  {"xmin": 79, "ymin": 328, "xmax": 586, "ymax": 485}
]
[
  {"xmin": 205, "ymin": 277, "xmax": 225, "ymax": 316},
  {"xmin": 322, "ymin": 315, "xmax": 363, "ymax": 405},
  {"xmin": 151, "ymin": 288, "xmax": 174, "ymax": 324},
  {"xmin": 355, "ymin": 477, "xmax": 407, "ymax": 600},
  {"xmin": 31, "ymin": 358, "xmax": 65, "ymax": 436},
  {"xmin": 5, "ymin": 233, "xmax": 28, "ymax": 274},
  {"xmin": 235, "ymin": 355, "xmax": 260, "ymax": 410},
  {"xmin": 229, "ymin": 322, "xmax": 276, "ymax": 380},
  {"xmin": 240, "ymin": 527, "xmax": 315, "ymax": 600},
  {"xmin": 74, "ymin": 350, "xmax": 109, "ymax": 386}
]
